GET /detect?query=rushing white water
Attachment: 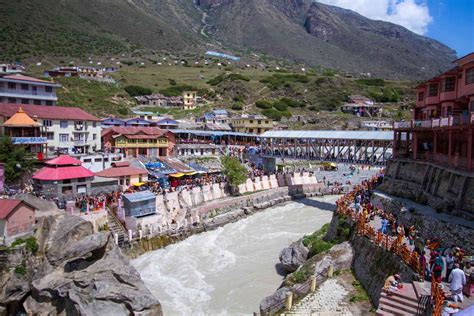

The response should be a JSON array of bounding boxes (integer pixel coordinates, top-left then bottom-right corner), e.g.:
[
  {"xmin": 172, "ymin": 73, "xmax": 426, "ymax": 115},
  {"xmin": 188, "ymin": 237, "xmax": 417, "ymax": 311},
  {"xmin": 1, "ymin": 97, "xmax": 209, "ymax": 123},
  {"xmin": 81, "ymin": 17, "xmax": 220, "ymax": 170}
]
[{"xmin": 132, "ymin": 195, "xmax": 338, "ymax": 316}]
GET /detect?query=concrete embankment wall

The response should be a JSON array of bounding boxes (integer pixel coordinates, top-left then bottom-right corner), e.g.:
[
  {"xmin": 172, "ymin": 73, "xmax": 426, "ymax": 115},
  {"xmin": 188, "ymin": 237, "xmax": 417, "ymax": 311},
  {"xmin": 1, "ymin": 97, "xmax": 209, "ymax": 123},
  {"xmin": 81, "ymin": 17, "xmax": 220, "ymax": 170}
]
[
  {"xmin": 123, "ymin": 183, "xmax": 328, "ymax": 258},
  {"xmin": 379, "ymin": 159, "xmax": 474, "ymax": 220}
]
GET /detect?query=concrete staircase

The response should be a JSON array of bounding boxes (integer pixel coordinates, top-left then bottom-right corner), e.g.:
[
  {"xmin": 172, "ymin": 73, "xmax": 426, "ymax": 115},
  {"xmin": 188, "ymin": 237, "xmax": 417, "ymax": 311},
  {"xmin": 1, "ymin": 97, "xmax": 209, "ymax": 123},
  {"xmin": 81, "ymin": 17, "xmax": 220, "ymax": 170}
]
[
  {"xmin": 376, "ymin": 282, "xmax": 423, "ymax": 316},
  {"xmin": 107, "ymin": 210, "xmax": 129, "ymax": 247}
]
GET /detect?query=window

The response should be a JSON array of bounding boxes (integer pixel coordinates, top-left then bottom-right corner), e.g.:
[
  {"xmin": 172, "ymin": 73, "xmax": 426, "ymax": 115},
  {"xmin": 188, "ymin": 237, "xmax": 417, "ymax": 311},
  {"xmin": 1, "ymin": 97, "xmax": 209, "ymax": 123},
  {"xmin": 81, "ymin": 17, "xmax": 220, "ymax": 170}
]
[
  {"xmin": 258, "ymin": 120, "xmax": 261, "ymax": 124},
  {"xmin": 34, "ymin": 100, "xmax": 41, "ymax": 105},
  {"xmin": 60, "ymin": 121, "xmax": 68, "ymax": 128},
  {"xmin": 83, "ymin": 159, "xmax": 92, "ymax": 163},
  {"xmin": 45, "ymin": 86, "xmax": 53, "ymax": 93},
  {"xmin": 93, "ymin": 134, "xmax": 97, "ymax": 140},
  {"xmin": 21, "ymin": 83, "xmax": 28, "ymax": 90},
  {"xmin": 94, "ymin": 158, "xmax": 102, "ymax": 162},
  {"xmin": 8, "ymin": 82, "xmax": 16, "ymax": 89},
  {"xmin": 7, "ymin": 97, "xmax": 16, "ymax": 104},
  {"xmin": 418, "ymin": 91, "xmax": 424, "ymax": 101},
  {"xmin": 470, "ymin": 101, "xmax": 474, "ymax": 112},
  {"xmin": 442, "ymin": 77, "xmax": 455, "ymax": 92},
  {"xmin": 62, "ymin": 179, "xmax": 71, "ymax": 184},
  {"xmin": 43, "ymin": 120, "xmax": 52, "ymax": 127},
  {"xmin": 428, "ymin": 83, "xmax": 438, "ymax": 97},
  {"xmin": 45, "ymin": 100, "xmax": 53, "ymax": 106},
  {"xmin": 21, "ymin": 99, "xmax": 29, "ymax": 104},
  {"xmin": 46, "ymin": 132, "xmax": 54, "ymax": 140},
  {"xmin": 249, "ymin": 120, "xmax": 254, "ymax": 124},
  {"xmin": 93, "ymin": 121, "xmax": 97, "ymax": 128},
  {"xmin": 466, "ymin": 67, "xmax": 474, "ymax": 85},
  {"xmin": 59, "ymin": 134, "xmax": 69, "ymax": 143}
]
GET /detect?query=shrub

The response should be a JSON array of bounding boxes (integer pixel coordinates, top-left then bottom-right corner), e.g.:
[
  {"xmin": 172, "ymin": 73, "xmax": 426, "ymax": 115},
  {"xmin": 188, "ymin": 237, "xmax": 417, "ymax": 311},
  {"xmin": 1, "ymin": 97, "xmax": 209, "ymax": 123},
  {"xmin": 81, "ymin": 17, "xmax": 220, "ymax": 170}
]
[
  {"xmin": 308, "ymin": 105, "xmax": 318, "ymax": 111},
  {"xmin": 260, "ymin": 74, "xmax": 309, "ymax": 89},
  {"xmin": 228, "ymin": 73, "xmax": 250, "ymax": 82},
  {"xmin": 221, "ymin": 156, "xmax": 247, "ymax": 188},
  {"xmin": 279, "ymin": 97, "xmax": 303, "ymax": 108},
  {"xmin": 207, "ymin": 74, "xmax": 225, "ymax": 86},
  {"xmin": 233, "ymin": 95, "xmax": 244, "ymax": 103},
  {"xmin": 261, "ymin": 108, "xmax": 283, "ymax": 121},
  {"xmin": 322, "ymin": 69, "xmax": 335, "ymax": 76},
  {"xmin": 11, "ymin": 237, "xmax": 38, "ymax": 254},
  {"xmin": 356, "ymin": 78, "xmax": 385, "ymax": 86},
  {"xmin": 232, "ymin": 103, "xmax": 243, "ymax": 110},
  {"xmin": 14, "ymin": 265, "xmax": 27, "ymax": 275},
  {"xmin": 272, "ymin": 101, "xmax": 288, "ymax": 112},
  {"xmin": 169, "ymin": 79, "xmax": 177, "ymax": 85},
  {"xmin": 124, "ymin": 85, "xmax": 152, "ymax": 97},
  {"xmin": 255, "ymin": 100, "xmax": 273, "ymax": 109}
]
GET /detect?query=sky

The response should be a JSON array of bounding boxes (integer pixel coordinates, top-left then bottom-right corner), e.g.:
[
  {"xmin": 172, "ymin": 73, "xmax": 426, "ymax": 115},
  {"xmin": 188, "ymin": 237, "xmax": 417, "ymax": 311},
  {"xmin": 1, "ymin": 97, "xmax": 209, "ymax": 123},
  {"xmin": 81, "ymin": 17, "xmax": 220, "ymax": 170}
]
[{"xmin": 316, "ymin": 0, "xmax": 474, "ymax": 57}]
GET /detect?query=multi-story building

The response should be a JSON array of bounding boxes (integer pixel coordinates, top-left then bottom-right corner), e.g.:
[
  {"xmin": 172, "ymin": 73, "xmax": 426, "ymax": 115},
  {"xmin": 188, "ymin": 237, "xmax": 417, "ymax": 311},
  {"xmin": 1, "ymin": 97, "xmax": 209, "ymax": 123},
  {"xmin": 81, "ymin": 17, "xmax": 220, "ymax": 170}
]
[
  {"xmin": 0, "ymin": 104, "xmax": 101, "ymax": 155},
  {"xmin": 182, "ymin": 91, "xmax": 197, "ymax": 110},
  {"xmin": 393, "ymin": 52, "xmax": 474, "ymax": 171},
  {"xmin": 101, "ymin": 127, "xmax": 175, "ymax": 158},
  {"xmin": 231, "ymin": 114, "xmax": 273, "ymax": 134},
  {"xmin": 0, "ymin": 74, "xmax": 61, "ymax": 106}
]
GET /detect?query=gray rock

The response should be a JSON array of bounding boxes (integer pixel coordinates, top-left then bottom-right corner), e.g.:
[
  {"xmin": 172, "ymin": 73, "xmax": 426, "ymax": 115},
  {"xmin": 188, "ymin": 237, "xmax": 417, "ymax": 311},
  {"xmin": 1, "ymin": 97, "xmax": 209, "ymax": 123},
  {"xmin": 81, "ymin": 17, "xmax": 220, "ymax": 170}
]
[
  {"xmin": 313, "ymin": 241, "xmax": 354, "ymax": 279},
  {"xmin": 259, "ymin": 286, "xmax": 291, "ymax": 315},
  {"xmin": 0, "ymin": 215, "xmax": 162, "ymax": 315},
  {"xmin": 279, "ymin": 240, "xmax": 309, "ymax": 272}
]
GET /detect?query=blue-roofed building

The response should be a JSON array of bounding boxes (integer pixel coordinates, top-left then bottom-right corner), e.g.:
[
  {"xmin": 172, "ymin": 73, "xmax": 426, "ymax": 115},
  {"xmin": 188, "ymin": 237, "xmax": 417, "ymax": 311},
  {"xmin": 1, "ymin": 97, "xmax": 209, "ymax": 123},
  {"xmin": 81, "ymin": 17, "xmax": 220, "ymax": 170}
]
[
  {"xmin": 126, "ymin": 117, "xmax": 153, "ymax": 127},
  {"xmin": 101, "ymin": 117, "xmax": 126, "ymax": 127},
  {"xmin": 122, "ymin": 191, "xmax": 156, "ymax": 218},
  {"xmin": 156, "ymin": 118, "xmax": 179, "ymax": 130}
]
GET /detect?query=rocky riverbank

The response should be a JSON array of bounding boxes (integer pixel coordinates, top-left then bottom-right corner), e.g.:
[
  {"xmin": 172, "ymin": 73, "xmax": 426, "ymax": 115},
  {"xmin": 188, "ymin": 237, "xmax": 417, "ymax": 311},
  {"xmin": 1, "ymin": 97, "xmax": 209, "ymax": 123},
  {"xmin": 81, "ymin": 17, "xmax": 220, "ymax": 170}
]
[{"xmin": 0, "ymin": 214, "xmax": 161, "ymax": 315}]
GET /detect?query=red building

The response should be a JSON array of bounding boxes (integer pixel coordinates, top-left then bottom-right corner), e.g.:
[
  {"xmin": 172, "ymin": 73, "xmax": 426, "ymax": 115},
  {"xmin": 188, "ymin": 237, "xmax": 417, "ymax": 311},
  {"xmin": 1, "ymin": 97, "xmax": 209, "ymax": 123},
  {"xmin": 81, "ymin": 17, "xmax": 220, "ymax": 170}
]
[
  {"xmin": 394, "ymin": 52, "xmax": 474, "ymax": 171},
  {"xmin": 0, "ymin": 199, "xmax": 36, "ymax": 244}
]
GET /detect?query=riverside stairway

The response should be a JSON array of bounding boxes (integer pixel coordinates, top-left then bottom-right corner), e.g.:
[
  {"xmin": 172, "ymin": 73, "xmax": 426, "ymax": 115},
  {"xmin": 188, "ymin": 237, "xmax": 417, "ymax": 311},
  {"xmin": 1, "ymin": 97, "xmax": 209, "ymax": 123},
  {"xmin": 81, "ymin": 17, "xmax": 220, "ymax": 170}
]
[
  {"xmin": 376, "ymin": 282, "xmax": 426, "ymax": 316},
  {"xmin": 107, "ymin": 210, "xmax": 129, "ymax": 247}
]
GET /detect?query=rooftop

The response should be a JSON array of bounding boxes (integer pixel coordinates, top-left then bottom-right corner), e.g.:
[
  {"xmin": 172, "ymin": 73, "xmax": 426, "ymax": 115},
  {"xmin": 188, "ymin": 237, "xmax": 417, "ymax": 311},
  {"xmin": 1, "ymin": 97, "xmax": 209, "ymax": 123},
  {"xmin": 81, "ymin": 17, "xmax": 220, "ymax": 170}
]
[
  {"xmin": 261, "ymin": 130, "xmax": 395, "ymax": 141},
  {"xmin": 0, "ymin": 199, "xmax": 35, "ymax": 220},
  {"xmin": 46, "ymin": 155, "xmax": 82, "ymax": 166},
  {"xmin": 0, "ymin": 104, "xmax": 101, "ymax": 121},
  {"xmin": 95, "ymin": 162, "xmax": 148, "ymax": 178},
  {"xmin": 102, "ymin": 126, "xmax": 168, "ymax": 137},
  {"xmin": 33, "ymin": 165, "xmax": 94, "ymax": 181},
  {"xmin": 0, "ymin": 74, "xmax": 60, "ymax": 86},
  {"xmin": 2, "ymin": 107, "xmax": 41, "ymax": 127}
]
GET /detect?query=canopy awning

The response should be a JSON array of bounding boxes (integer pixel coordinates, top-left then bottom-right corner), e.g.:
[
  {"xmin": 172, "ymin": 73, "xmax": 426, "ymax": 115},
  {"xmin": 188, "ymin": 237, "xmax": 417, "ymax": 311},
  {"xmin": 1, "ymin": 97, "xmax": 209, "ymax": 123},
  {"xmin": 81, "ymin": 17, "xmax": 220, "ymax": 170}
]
[{"xmin": 170, "ymin": 173, "xmax": 185, "ymax": 178}]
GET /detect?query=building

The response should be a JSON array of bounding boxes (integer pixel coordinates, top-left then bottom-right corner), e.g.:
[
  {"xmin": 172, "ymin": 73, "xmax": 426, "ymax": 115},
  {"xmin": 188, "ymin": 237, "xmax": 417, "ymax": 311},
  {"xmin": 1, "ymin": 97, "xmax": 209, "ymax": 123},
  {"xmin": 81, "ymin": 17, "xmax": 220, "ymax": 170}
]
[
  {"xmin": 341, "ymin": 95, "xmax": 381, "ymax": 117},
  {"xmin": 96, "ymin": 162, "xmax": 148, "ymax": 187},
  {"xmin": 0, "ymin": 74, "xmax": 61, "ymax": 106},
  {"xmin": 393, "ymin": 52, "xmax": 474, "ymax": 171},
  {"xmin": 0, "ymin": 104, "xmax": 101, "ymax": 155},
  {"xmin": 134, "ymin": 94, "xmax": 183, "ymax": 108},
  {"xmin": 44, "ymin": 66, "xmax": 115, "ymax": 83},
  {"xmin": 156, "ymin": 118, "xmax": 179, "ymax": 130},
  {"xmin": 231, "ymin": 114, "xmax": 273, "ymax": 134},
  {"xmin": 101, "ymin": 127, "xmax": 176, "ymax": 158},
  {"xmin": 198, "ymin": 109, "xmax": 230, "ymax": 124},
  {"xmin": 0, "ymin": 107, "xmax": 47, "ymax": 158},
  {"xmin": 361, "ymin": 120, "xmax": 393, "ymax": 131},
  {"xmin": 0, "ymin": 199, "xmax": 36, "ymax": 244},
  {"xmin": 76, "ymin": 153, "xmax": 124, "ymax": 173},
  {"xmin": 182, "ymin": 91, "xmax": 197, "ymax": 110},
  {"xmin": 0, "ymin": 64, "xmax": 25, "ymax": 74},
  {"xmin": 32, "ymin": 155, "xmax": 96, "ymax": 197},
  {"xmin": 122, "ymin": 191, "xmax": 156, "ymax": 218}
]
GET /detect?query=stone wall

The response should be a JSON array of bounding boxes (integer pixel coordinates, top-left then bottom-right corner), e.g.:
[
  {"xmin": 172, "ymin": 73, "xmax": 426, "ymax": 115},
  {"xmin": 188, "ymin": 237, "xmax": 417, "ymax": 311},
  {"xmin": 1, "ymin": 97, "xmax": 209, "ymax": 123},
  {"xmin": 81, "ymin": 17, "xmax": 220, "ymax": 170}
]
[{"xmin": 379, "ymin": 159, "xmax": 473, "ymax": 220}]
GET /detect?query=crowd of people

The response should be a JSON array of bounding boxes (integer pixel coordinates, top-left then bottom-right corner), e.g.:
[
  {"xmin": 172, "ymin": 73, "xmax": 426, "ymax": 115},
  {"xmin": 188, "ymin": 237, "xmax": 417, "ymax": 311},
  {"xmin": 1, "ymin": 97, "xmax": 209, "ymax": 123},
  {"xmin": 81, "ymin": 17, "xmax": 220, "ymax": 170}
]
[{"xmin": 339, "ymin": 175, "xmax": 472, "ymax": 309}]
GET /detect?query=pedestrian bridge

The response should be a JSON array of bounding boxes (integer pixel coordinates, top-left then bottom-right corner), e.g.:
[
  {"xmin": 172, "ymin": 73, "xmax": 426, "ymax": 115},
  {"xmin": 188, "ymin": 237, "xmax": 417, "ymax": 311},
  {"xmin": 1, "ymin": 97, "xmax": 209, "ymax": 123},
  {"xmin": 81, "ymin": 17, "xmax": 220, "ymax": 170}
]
[{"xmin": 259, "ymin": 130, "xmax": 396, "ymax": 165}]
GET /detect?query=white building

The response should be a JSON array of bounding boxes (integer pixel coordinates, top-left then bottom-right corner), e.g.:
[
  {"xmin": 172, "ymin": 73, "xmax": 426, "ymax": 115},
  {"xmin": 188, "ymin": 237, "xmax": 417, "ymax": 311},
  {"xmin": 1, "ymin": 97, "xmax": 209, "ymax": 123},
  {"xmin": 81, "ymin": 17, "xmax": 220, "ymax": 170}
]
[
  {"xmin": 0, "ymin": 74, "xmax": 61, "ymax": 106},
  {"xmin": 0, "ymin": 64, "xmax": 25, "ymax": 74},
  {"xmin": 0, "ymin": 104, "xmax": 101, "ymax": 155}
]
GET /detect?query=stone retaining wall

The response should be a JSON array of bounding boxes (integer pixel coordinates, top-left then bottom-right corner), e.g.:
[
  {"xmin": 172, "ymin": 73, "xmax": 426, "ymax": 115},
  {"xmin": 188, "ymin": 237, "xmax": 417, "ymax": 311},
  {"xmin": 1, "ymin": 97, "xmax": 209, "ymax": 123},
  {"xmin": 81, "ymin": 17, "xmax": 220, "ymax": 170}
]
[{"xmin": 379, "ymin": 159, "xmax": 474, "ymax": 220}]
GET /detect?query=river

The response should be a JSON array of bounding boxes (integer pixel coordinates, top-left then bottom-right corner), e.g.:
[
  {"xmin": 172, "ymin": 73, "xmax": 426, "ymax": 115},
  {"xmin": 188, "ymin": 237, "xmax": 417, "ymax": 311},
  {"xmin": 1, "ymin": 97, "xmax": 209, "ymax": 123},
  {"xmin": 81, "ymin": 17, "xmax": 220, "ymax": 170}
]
[{"xmin": 132, "ymin": 195, "xmax": 338, "ymax": 316}]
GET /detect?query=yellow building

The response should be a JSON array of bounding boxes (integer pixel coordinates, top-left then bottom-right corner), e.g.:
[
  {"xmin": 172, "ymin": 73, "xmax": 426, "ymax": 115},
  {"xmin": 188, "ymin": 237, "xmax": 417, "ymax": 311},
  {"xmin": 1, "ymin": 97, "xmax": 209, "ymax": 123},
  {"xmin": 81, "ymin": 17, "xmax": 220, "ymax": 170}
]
[
  {"xmin": 182, "ymin": 91, "xmax": 198, "ymax": 110},
  {"xmin": 231, "ymin": 115, "xmax": 273, "ymax": 134}
]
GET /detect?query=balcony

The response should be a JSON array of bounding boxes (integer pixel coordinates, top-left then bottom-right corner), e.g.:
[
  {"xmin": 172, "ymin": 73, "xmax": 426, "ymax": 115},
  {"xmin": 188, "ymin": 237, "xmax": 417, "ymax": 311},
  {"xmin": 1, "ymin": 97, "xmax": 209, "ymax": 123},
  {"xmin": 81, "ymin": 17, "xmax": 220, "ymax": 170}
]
[
  {"xmin": 439, "ymin": 90, "xmax": 456, "ymax": 102},
  {"xmin": 425, "ymin": 95, "xmax": 440, "ymax": 105},
  {"xmin": 0, "ymin": 88, "xmax": 57, "ymax": 101}
]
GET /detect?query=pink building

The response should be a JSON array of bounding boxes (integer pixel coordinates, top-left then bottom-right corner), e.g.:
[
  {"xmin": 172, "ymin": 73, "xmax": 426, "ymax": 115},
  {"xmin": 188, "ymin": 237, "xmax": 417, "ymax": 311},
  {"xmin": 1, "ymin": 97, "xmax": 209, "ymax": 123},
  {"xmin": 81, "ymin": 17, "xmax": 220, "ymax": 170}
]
[
  {"xmin": 394, "ymin": 52, "xmax": 474, "ymax": 171},
  {"xmin": 0, "ymin": 199, "xmax": 36, "ymax": 244}
]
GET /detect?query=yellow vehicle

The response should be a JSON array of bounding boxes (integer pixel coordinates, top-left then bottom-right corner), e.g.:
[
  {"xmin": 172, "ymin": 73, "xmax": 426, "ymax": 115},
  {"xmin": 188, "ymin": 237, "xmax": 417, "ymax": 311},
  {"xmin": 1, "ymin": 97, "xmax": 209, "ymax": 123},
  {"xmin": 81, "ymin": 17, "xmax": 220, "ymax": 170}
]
[{"xmin": 321, "ymin": 162, "xmax": 338, "ymax": 171}]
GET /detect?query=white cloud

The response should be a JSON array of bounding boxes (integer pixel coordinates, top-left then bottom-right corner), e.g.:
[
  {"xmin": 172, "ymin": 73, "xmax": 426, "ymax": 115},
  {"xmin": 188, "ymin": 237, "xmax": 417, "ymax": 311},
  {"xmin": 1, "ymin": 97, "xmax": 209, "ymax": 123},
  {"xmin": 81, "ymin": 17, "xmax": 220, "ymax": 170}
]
[{"xmin": 316, "ymin": 0, "xmax": 433, "ymax": 35}]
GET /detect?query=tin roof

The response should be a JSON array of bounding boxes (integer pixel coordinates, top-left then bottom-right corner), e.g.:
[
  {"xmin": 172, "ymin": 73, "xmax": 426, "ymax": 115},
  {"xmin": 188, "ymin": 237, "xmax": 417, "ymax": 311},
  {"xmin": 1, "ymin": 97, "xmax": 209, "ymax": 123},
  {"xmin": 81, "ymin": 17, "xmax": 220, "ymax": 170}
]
[{"xmin": 261, "ymin": 130, "xmax": 394, "ymax": 141}]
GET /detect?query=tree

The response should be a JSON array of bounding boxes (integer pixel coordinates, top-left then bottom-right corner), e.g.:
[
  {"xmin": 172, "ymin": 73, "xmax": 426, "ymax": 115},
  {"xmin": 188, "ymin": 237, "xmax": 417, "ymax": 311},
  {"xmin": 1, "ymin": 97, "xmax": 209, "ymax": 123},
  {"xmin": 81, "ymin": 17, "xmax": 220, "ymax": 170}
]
[
  {"xmin": 0, "ymin": 137, "xmax": 34, "ymax": 184},
  {"xmin": 221, "ymin": 156, "xmax": 247, "ymax": 194}
]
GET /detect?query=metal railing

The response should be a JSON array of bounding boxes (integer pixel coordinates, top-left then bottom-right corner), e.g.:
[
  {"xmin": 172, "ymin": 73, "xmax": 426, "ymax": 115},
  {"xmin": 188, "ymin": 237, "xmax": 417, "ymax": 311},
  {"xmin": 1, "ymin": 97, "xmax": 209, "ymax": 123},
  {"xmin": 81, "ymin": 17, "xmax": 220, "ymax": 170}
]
[{"xmin": 395, "ymin": 113, "xmax": 473, "ymax": 130}]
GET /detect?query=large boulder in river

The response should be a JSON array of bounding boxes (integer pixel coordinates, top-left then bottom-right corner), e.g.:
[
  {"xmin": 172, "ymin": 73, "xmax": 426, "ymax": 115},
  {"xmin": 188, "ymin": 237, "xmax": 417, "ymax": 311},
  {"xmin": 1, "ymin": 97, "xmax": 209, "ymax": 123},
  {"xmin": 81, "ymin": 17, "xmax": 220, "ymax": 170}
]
[
  {"xmin": 259, "ymin": 286, "xmax": 291, "ymax": 315},
  {"xmin": 279, "ymin": 240, "xmax": 309, "ymax": 272}
]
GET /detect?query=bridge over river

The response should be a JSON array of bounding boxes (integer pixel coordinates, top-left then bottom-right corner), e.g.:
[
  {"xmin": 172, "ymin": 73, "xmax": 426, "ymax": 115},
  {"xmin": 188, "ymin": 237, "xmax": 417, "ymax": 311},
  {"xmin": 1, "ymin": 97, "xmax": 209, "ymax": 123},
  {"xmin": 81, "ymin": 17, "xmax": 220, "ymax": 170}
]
[{"xmin": 259, "ymin": 130, "xmax": 397, "ymax": 165}]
